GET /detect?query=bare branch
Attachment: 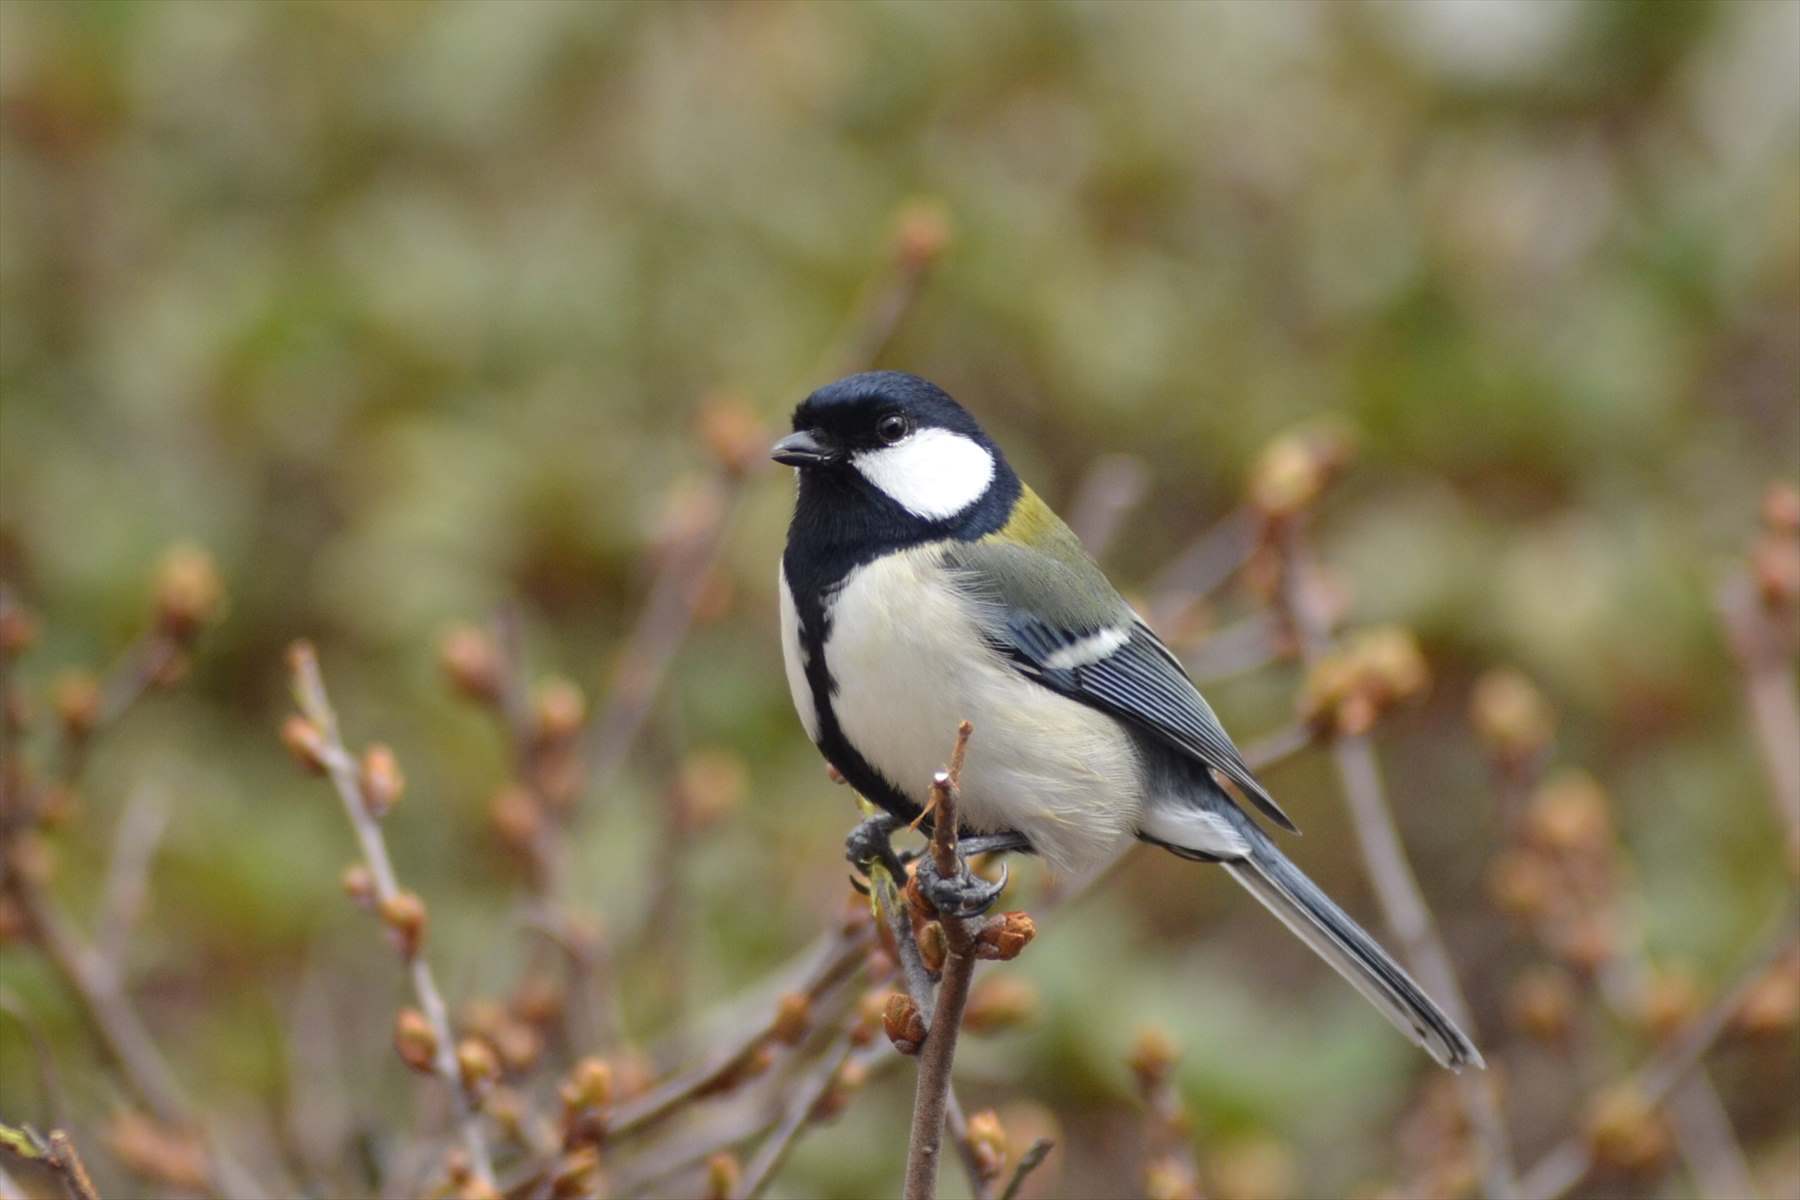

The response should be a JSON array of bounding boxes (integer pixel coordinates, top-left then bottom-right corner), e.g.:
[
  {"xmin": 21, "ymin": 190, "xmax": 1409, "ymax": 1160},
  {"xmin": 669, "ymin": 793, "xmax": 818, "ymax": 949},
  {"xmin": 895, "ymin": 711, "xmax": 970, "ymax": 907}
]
[
  {"xmin": 285, "ymin": 641, "xmax": 494, "ymax": 1191},
  {"xmin": 1718, "ymin": 573, "xmax": 1800, "ymax": 855},
  {"xmin": 1274, "ymin": 522, "xmax": 1518, "ymax": 1200},
  {"xmin": 1519, "ymin": 912, "xmax": 1797, "ymax": 1200},
  {"xmin": 731, "ymin": 1039, "xmax": 855, "ymax": 1200},
  {"xmin": 95, "ymin": 788, "xmax": 170, "ymax": 967},
  {"xmin": 0, "ymin": 1122, "xmax": 99, "ymax": 1200}
]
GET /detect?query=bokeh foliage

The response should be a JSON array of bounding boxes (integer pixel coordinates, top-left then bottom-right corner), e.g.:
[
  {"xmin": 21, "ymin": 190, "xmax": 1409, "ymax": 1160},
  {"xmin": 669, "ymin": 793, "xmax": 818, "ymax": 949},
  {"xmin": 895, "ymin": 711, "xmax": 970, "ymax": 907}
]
[{"xmin": 1, "ymin": 3, "xmax": 1796, "ymax": 1198}]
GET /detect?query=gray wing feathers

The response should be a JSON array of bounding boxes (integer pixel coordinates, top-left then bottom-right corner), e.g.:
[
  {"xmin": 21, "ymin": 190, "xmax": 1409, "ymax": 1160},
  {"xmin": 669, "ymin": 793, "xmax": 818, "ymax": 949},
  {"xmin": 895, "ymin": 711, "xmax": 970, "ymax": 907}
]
[{"xmin": 944, "ymin": 536, "xmax": 1297, "ymax": 833}]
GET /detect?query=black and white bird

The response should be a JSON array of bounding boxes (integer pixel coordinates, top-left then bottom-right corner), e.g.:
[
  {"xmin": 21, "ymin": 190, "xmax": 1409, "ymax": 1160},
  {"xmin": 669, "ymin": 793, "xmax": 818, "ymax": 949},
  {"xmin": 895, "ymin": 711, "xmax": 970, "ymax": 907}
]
[{"xmin": 773, "ymin": 370, "xmax": 1482, "ymax": 1070}]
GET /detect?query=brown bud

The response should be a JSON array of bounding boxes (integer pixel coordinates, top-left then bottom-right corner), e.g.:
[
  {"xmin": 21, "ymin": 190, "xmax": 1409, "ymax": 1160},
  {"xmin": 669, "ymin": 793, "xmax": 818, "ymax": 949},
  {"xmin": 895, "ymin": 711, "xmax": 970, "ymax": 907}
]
[
  {"xmin": 488, "ymin": 784, "xmax": 543, "ymax": 851},
  {"xmin": 493, "ymin": 1020, "xmax": 543, "ymax": 1074},
  {"xmin": 1247, "ymin": 424, "xmax": 1352, "ymax": 519},
  {"xmin": 966, "ymin": 1109, "xmax": 1008, "ymax": 1182},
  {"xmin": 1128, "ymin": 1026, "xmax": 1179, "ymax": 1090},
  {"xmin": 850, "ymin": 989, "xmax": 889, "ymax": 1046},
  {"xmin": 549, "ymin": 1147, "xmax": 602, "ymax": 1200},
  {"xmin": 771, "ymin": 992, "xmax": 811, "ymax": 1046},
  {"xmin": 0, "ymin": 896, "xmax": 27, "ymax": 945},
  {"xmin": 1212, "ymin": 1136, "xmax": 1298, "ymax": 1200},
  {"xmin": 5, "ymin": 833, "xmax": 55, "ymax": 886},
  {"xmin": 379, "ymin": 890, "xmax": 428, "ymax": 957},
  {"xmin": 964, "ymin": 974, "xmax": 1039, "ymax": 1034},
  {"xmin": 561, "ymin": 1056, "xmax": 613, "ymax": 1113},
  {"xmin": 895, "ymin": 198, "xmax": 952, "ymax": 267},
  {"xmin": 456, "ymin": 1038, "xmax": 499, "ymax": 1091},
  {"xmin": 1525, "ymin": 771, "xmax": 1611, "ymax": 857},
  {"xmin": 438, "ymin": 624, "xmax": 502, "ymax": 704},
  {"xmin": 706, "ymin": 1153, "xmax": 742, "ymax": 1200},
  {"xmin": 512, "ymin": 974, "xmax": 566, "ymax": 1027},
  {"xmin": 1637, "ymin": 967, "xmax": 1702, "ymax": 1042},
  {"xmin": 458, "ymin": 999, "xmax": 506, "ymax": 1041},
  {"xmin": 51, "ymin": 670, "xmax": 102, "ymax": 738},
  {"xmin": 917, "ymin": 920, "xmax": 948, "ymax": 974},
  {"xmin": 1470, "ymin": 668, "xmax": 1554, "ymax": 765},
  {"xmin": 484, "ymin": 1085, "xmax": 526, "ymax": 1141},
  {"xmin": 104, "ymin": 1112, "xmax": 210, "ymax": 1191},
  {"xmin": 1507, "ymin": 967, "xmax": 1576, "ymax": 1042},
  {"xmin": 973, "ymin": 911, "xmax": 1036, "ymax": 961},
  {"xmin": 3, "ymin": 686, "xmax": 30, "ymax": 734},
  {"xmin": 532, "ymin": 676, "xmax": 586, "ymax": 744},
  {"xmin": 340, "ymin": 863, "xmax": 376, "ymax": 909},
  {"xmin": 1486, "ymin": 850, "xmax": 1554, "ymax": 921},
  {"xmin": 1557, "ymin": 912, "xmax": 1618, "ymax": 975},
  {"xmin": 696, "ymin": 392, "xmax": 766, "ymax": 478},
  {"xmin": 359, "ymin": 743, "xmax": 404, "ymax": 817},
  {"xmin": 812, "ymin": 1057, "xmax": 870, "ymax": 1122},
  {"xmin": 672, "ymin": 749, "xmax": 747, "ymax": 833},
  {"xmin": 1762, "ymin": 482, "xmax": 1800, "ymax": 534},
  {"xmin": 1733, "ymin": 951, "xmax": 1799, "ymax": 1038},
  {"xmin": 1752, "ymin": 535, "xmax": 1800, "ymax": 609},
  {"xmin": 281, "ymin": 715, "xmax": 327, "ymax": 774},
  {"xmin": 153, "ymin": 543, "xmax": 225, "ymax": 639},
  {"xmin": 1585, "ymin": 1085, "xmax": 1671, "ymax": 1173},
  {"xmin": 0, "ymin": 593, "xmax": 38, "ymax": 659},
  {"xmin": 36, "ymin": 783, "xmax": 77, "ymax": 827},
  {"xmin": 394, "ymin": 1008, "xmax": 438, "ymax": 1073},
  {"xmin": 1144, "ymin": 1155, "xmax": 1203, "ymax": 1200},
  {"xmin": 884, "ymin": 992, "xmax": 928, "ymax": 1055}
]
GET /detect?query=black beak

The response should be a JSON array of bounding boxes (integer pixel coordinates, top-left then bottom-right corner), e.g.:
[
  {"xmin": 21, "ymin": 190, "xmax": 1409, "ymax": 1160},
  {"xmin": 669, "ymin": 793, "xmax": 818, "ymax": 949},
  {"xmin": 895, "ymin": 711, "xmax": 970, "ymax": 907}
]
[{"xmin": 771, "ymin": 429, "xmax": 833, "ymax": 467}]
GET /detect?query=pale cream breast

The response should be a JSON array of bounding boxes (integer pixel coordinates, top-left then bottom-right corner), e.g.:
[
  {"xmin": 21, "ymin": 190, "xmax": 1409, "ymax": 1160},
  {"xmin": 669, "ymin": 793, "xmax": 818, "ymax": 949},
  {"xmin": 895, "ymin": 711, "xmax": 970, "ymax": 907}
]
[{"xmin": 821, "ymin": 544, "xmax": 1143, "ymax": 877}]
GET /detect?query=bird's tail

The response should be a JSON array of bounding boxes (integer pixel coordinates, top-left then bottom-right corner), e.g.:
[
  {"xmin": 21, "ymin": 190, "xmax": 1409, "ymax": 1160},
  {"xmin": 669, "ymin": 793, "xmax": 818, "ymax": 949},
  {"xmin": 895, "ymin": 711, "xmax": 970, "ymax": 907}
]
[{"xmin": 1220, "ymin": 834, "xmax": 1484, "ymax": 1071}]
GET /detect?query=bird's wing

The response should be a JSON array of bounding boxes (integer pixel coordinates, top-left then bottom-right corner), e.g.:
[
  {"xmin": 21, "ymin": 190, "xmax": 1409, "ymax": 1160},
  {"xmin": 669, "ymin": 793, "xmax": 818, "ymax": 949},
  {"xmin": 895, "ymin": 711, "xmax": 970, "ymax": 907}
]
[{"xmin": 942, "ymin": 529, "xmax": 1298, "ymax": 834}]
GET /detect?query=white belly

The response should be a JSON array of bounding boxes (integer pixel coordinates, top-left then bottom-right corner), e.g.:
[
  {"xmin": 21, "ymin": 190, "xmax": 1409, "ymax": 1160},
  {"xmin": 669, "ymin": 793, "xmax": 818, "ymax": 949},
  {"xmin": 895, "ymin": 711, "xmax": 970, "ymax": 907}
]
[{"xmin": 818, "ymin": 545, "xmax": 1144, "ymax": 878}]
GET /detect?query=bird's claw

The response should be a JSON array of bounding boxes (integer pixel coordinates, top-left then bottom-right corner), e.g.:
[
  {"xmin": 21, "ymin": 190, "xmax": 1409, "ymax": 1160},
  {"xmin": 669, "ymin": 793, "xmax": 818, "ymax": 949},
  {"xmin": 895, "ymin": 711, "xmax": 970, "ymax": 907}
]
[
  {"xmin": 845, "ymin": 813, "xmax": 911, "ymax": 881},
  {"xmin": 917, "ymin": 854, "xmax": 1009, "ymax": 919}
]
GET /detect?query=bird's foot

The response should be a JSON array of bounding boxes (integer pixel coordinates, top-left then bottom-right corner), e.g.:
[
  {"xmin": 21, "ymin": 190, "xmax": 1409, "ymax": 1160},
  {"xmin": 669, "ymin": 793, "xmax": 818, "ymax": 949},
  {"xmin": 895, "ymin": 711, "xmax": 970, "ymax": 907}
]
[
  {"xmin": 916, "ymin": 852, "xmax": 1009, "ymax": 920},
  {"xmin": 955, "ymin": 831, "xmax": 1033, "ymax": 859},
  {"xmin": 845, "ymin": 813, "xmax": 912, "ymax": 881}
]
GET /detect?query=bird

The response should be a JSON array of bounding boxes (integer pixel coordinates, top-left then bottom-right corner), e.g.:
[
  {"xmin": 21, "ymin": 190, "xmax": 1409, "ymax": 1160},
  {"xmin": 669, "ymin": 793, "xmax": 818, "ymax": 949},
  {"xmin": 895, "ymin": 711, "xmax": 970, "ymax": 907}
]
[{"xmin": 771, "ymin": 370, "xmax": 1483, "ymax": 1071}]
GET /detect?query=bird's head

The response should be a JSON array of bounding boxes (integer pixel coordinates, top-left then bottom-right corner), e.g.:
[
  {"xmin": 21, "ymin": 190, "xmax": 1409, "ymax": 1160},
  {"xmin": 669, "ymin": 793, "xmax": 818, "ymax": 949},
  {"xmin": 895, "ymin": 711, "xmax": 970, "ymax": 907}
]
[{"xmin": 772, "ymin": 371, "xmax": 1014, "ymax": 527}]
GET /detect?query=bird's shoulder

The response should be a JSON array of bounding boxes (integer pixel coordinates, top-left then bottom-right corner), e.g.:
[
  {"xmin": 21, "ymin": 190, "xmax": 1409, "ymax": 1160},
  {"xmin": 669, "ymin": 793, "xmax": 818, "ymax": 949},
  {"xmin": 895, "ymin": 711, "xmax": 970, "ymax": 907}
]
[{"xmin": 942, "ymin": 485, "xmax": 1131, "ymax": 632}]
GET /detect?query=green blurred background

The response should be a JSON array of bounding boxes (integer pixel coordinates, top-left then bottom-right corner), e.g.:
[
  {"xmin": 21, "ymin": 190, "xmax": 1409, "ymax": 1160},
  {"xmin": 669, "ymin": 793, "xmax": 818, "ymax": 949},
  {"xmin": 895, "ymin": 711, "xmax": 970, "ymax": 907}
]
[{"xmin": 1, "ymin": 2, "xmax": 1796, "ymax": 1198}]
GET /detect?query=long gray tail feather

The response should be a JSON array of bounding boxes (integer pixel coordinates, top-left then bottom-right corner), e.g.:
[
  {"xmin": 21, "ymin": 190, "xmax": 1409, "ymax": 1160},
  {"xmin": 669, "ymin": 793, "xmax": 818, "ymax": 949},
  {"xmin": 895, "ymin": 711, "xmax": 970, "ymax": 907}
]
[{"xmin": 1221, "ymin": 837, "xmax": 1485, "ymax": 1071}]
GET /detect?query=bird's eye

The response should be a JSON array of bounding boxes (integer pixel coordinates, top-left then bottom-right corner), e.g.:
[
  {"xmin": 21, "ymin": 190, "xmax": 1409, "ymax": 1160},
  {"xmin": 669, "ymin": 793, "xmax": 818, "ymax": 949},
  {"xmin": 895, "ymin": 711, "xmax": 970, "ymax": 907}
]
[{"xmin": 876, "ymin": 413, "xmax": 909, "ymax": 445}]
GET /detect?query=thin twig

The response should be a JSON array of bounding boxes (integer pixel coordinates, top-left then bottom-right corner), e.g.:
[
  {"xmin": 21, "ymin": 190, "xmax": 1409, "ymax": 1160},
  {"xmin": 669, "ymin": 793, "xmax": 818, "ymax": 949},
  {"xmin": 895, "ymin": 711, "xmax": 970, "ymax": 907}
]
[
  {"xmin": 0, "ymin": 1123, "xmax": 99, "ymax": 1200},
  {"xmin": 606, "ymin": 924, "xmax": 872, "ymax": 1140},
  {"xmin": 1065, "ymin": 454, "xmax": 1150, "ymax": 560},
  {"xmin": 5, "ymin": 874, "xmax": 267, "ymax": 1200},
  {"xmin": 285, "ymin": 642, "xmax": 494, "ymax": 1191},
  {"xmin": 997, "ymin": 1138, "xmax": 1053, "ymax": 1200},
  {"xmin": 731, "ymin": 1038, "xmax": 855, "ymax": 1200},
  {"xmin": 1145, "ymin": 508, "xmax": 1258, "ymax": 630},
  {"xmin": 1718, "ymin": 574, "xmax": 1800, "ymax": 854},
  {"xmin": 1276, "ymin": 522, "xmax": 1518, "ymax": 1200},
  {"xmin": 1518, "ymin": 912, "xmax": 1797, "ymax": 1200},
  {"xmin": 95, "ymin": 788, "xmax": 170, "ymax": 967}
]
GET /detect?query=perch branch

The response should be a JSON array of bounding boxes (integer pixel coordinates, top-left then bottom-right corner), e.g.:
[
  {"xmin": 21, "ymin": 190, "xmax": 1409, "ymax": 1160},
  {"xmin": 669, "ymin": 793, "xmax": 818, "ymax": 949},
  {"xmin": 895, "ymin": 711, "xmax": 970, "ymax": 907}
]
[{"xmin": 903, "ymin": 722, "xmax": 981, "ymax": 1200}]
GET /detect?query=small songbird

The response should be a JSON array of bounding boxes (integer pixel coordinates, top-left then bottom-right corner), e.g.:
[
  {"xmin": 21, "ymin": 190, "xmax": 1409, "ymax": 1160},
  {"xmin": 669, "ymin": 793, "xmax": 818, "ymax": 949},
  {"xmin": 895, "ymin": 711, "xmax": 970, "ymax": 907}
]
[{"xmin": 773, "ymin": 371, "xmax": 1482, "ymax": 1070}]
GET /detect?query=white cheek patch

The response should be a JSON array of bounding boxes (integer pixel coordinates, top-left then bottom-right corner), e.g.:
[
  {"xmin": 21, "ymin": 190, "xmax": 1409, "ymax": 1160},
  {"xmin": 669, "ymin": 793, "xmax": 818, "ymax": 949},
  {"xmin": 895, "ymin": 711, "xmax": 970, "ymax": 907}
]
[{"xmin": 852, "ymin": 428, "xmax": 996, "ymax": 520}]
